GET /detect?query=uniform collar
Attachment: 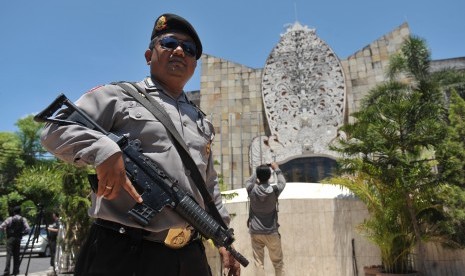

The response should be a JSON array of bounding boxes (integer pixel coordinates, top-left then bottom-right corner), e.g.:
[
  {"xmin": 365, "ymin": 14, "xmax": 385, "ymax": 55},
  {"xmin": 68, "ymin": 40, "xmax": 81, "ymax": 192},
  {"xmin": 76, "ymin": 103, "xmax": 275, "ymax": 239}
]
[
  {"xmin": 144, "ymin": 77, "xmax": 189, "ymax": 102},
  {"xmin": 144, "ymin": 77, "xmax": 187, "ymax": 103}
]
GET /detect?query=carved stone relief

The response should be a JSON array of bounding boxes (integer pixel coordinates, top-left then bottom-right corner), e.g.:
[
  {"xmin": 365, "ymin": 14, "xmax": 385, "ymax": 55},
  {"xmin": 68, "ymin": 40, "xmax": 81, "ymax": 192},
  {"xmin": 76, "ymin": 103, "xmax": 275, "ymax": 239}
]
[{"xmin": 250, "ymin": 22, "xmax": 345, "ymax": 169}]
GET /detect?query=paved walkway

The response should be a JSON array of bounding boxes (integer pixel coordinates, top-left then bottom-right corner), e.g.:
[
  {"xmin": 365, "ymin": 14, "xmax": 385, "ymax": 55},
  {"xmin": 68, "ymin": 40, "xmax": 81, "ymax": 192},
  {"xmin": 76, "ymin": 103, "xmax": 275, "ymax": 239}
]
[
  {"xmin": 5, "ymin": 268, "xmax": 63, "ymax": 276},
  {"xmin": 4, "ymin": 267, "xmax": 57, "ymax": 276},
  {"xmin": 17, "ymin": 270, "xmax": 55, "ymax": 276},
  {"xmin": 0, "ymin": 249, "xmax": 61, "ymax": 276}
]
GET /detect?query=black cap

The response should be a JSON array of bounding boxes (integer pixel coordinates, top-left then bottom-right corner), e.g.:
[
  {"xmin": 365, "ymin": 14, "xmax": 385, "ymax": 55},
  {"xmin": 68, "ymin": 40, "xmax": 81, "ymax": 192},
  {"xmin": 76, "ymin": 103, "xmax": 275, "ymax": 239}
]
[{"xmin": 151, "ymin": 13, "xmax": 202, "ymax": 60}]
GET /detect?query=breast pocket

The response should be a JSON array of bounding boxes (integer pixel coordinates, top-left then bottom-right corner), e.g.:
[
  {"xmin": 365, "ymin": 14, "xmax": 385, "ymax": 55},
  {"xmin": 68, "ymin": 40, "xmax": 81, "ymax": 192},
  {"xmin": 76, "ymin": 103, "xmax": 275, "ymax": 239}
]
[
  {"xmin": 127, "ymin": 104, "xmax": 154, "ymax": 122},
  {"xmin": 126, "ymin": 104, "xmax": 171, "ymax": 153}
]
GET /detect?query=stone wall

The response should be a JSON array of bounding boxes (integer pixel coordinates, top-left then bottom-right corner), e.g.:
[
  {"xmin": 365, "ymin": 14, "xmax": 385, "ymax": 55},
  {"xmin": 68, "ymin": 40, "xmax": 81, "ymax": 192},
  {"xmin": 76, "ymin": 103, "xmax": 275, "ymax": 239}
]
[
  {"xmin": 200, "ymin": 55, "xmax": 264, "ymax": 189},
  {"xmin": 341, "ymin": 22, "xmax": 410, "ymax": 123},
  {"xmin": 205, "ymin": 183, "xmax": 465, "ymax": 275},
  {"xmin": 199, "ymin": 23, "xmax": 411, "ymax": 189},
  {"xmin": 430, "ymin": 57, "xmax": 465, "ymax": 72},
  {"xmin": 206, "ymin": 184, "xmax": 380, "ymax": 276}
]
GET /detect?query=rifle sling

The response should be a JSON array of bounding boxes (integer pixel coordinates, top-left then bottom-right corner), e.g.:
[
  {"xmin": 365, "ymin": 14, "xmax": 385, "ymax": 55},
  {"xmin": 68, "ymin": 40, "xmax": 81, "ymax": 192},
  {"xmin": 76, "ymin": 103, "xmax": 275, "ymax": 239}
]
[{"xmin": 115, "ymin": 82, "xmax": 228, "ymax": 230}]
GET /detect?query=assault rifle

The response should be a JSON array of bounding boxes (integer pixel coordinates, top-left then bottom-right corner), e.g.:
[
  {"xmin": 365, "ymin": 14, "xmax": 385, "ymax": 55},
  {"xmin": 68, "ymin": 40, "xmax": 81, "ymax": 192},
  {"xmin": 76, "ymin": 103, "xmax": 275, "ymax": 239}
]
[{"xmin": 34, "ymin": 93, "xmax": 249, "ymax": 267}]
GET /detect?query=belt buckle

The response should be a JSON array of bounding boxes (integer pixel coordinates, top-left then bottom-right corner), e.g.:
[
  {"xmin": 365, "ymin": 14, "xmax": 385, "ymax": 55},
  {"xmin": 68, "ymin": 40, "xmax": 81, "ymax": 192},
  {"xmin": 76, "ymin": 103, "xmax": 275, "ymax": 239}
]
[{"xmin": 164, "ymin": 227, "xmax": 192, "ymax": 249}]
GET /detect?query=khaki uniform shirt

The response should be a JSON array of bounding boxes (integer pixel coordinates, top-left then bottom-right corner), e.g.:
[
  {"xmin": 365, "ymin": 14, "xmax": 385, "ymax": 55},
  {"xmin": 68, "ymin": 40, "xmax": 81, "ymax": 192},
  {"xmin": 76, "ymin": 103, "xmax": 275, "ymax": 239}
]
[{"xmin": 40, "ymin": 77, "xmax": 230, "ymax": 233}]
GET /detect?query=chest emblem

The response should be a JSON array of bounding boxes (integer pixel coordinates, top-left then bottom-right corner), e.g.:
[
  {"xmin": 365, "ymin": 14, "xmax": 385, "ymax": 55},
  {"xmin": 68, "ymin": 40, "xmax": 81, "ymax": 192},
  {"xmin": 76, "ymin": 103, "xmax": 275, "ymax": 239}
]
[{"xmin": 206, "ymin": 142, "xmax": 211, "ymax": 156}]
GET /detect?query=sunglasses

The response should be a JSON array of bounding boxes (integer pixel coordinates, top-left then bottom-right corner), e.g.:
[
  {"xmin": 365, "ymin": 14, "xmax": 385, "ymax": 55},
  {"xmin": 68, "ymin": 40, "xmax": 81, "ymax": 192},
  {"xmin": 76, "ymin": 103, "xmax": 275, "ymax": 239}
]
[{"xmin": 159, "ymin": 36, "xmax": 197, "ymax": 58}]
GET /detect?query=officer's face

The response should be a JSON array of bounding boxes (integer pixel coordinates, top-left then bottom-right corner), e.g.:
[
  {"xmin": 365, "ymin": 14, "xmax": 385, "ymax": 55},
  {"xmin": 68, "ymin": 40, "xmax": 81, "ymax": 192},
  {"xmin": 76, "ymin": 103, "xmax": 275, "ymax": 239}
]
[{"xmin": 145, "ymin": 32, "xmax": 197, "ymax": 92}]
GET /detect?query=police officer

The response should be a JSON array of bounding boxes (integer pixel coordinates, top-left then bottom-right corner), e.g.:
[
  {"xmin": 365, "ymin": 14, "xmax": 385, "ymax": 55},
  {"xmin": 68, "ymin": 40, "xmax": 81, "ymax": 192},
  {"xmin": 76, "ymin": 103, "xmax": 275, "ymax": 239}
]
[{"xmin": 40, "ymin": 13, "xmax": 240, "ymax": 276}]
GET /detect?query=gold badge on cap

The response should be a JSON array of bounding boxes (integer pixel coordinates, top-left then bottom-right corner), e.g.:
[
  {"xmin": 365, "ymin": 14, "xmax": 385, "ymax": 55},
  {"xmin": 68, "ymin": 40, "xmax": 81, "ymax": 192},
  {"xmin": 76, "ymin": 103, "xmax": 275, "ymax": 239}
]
[{"xmin": 155, "ymin": 16, "xmax": 167, "ymax": 31}]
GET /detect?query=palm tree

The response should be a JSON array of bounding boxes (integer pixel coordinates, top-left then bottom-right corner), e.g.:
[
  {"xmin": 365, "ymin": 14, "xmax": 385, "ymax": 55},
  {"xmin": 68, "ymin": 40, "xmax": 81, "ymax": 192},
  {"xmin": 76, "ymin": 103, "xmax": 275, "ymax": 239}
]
[{"xmin": 328, "ymin": 36, "xmax": 465, "ymax": 274}]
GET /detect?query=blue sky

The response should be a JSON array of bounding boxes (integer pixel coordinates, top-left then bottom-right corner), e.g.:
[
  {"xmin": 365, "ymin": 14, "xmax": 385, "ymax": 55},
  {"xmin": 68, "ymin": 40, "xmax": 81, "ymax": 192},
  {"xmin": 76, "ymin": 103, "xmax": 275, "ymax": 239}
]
[{"xmin": 1, "ymin": 0, "xmax": 464, "ymax": 132}]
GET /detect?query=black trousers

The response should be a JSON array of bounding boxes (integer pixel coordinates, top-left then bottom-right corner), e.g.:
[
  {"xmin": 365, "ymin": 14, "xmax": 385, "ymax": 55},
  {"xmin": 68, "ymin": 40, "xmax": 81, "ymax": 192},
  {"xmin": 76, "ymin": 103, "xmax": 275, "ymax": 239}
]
[
  {"xmin": 75, "ymin": 224, "xmax": 212, "ymax": 276},
  {"xmin": 4, "ymin": 237, "xmax": 21, "ymax": 275},
  {"xmin": 49, "ymin": 239, "xmax": 57, "ymax": 267}
]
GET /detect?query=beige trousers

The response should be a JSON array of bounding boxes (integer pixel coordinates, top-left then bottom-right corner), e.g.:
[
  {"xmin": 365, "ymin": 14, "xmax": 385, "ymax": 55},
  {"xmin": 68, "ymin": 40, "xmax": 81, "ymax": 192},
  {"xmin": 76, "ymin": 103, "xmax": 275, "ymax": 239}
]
[{"xmin": 250, "ymin": 233, "xmax": 285, "ymax": 276}]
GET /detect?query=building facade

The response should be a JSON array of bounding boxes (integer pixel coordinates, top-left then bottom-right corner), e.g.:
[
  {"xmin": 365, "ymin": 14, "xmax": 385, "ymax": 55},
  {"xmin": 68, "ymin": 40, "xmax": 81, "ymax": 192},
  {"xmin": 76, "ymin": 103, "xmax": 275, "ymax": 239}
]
[
  {"xmin": 194, "ymin": 21, "xmax": 465, "ymax": 275},
  {"xmin": 199, "ymin": 22, "xmax": 411, "ymax": 189}
]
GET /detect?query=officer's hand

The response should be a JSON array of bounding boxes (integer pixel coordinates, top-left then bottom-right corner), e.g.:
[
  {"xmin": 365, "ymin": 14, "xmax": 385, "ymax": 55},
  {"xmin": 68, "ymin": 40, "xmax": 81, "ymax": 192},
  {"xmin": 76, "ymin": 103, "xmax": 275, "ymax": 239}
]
[
  {"xmin": 219, "ymin": 247, "xmax": 241, "ymax": 276},
  {"xmin": 96, "ymin": 152, "xmax": 142, "ymax": 203}
]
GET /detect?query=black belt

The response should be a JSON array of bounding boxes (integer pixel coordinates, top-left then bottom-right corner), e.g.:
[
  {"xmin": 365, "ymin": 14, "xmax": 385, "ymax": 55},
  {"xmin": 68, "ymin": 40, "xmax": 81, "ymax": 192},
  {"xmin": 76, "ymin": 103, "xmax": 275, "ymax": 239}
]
[
  {"xmin": 94, "ymin": 219, "xmax": 201, "ymax": 245},
  {"xmin": 94, "ymin": 218, "xmax": 149, "ymax": 236}
]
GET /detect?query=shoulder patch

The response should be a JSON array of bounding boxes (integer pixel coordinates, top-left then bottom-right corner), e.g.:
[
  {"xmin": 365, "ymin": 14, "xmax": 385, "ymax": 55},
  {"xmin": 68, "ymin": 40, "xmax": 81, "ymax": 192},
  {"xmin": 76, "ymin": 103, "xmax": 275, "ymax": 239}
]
[{"xmin": 85, "ymin": 85, "xmax": 104, "ymax": 94}]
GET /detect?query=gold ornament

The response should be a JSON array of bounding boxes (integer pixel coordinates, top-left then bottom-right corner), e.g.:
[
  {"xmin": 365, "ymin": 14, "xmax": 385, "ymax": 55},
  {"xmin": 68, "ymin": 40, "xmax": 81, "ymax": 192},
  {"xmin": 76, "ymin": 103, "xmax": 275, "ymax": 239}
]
[
  {"xmin": 164, "ymin": 227, "xmax": 192, "ymax": 249},
  {"xmin": 155, "ymin": 16, "xmax": 167, "ymax": 31}
]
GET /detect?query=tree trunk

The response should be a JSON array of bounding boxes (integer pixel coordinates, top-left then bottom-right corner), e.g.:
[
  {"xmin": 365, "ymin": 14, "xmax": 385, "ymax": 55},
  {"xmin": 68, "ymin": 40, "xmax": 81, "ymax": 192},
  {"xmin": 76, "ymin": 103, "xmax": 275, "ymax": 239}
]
[{"xmin": 405, "ymin": 193, "xmax": 426, "ymax": 275}]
